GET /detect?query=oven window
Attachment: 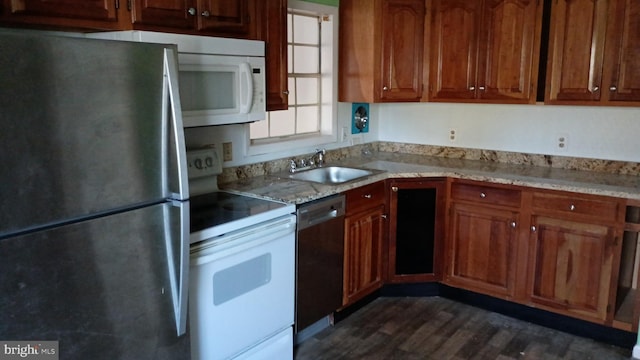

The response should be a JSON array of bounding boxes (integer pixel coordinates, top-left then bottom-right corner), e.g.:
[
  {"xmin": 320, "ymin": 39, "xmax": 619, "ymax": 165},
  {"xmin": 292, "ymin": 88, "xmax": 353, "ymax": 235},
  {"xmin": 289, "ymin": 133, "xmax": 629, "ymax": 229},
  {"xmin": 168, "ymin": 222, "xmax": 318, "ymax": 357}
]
[
  {"xmin": 212, "ymin": 253, "xmax": 271, "ymax": 305},
  {"xmin": 179, "ymin": 70, "xmax": 236, "ymax": 112}
]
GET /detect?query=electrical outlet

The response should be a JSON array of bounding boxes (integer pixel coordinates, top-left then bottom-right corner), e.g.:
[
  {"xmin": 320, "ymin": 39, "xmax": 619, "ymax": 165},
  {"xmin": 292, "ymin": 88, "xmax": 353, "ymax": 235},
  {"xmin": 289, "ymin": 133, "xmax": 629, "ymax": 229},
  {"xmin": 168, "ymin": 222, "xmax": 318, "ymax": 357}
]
[
  {"xmin": 222, "ymin": 142, "xmax": 233, "ymax": 161},
  {"xmin": 449, "ymin": 129, "xmax": 457, "ymax": 142},
  {"xmin": 557, "ymin": 133, "xmax": 568, "ymax": 151}
]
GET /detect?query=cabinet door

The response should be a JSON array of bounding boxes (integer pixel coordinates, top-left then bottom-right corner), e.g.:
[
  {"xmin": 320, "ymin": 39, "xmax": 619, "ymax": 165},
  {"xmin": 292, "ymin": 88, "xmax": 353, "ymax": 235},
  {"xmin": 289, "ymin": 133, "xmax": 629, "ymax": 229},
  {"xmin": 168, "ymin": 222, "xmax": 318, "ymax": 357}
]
[
  {"xmin": 378, "ymin": 0, "xmax": 425, "ymax": 101},
  {"xmin": 429, "ymin": 0, "xmax": 481, "ymax": 100},
  {"xmin": 132, "ymin": 0, "xmax": 196, "ymax": 29},
  {"xmin": 197, "ymin": 0, "xmax": 255, "ymax": 36},
  {"xmin": 263, "ymin": 0, "xmax": 289, "ymax": 111},
  {"xmin": 605, "ymin": 0, "xmax": 640, "ymax": 103},
  {"xmin": 388, "ymin": 179, "xmax": 445, "ymax": 283},
  {"xmin": 545, "ymin": 0, "xmax": 609, "ymax": 102},
  {"xmin": 6, "ymin": 0, "xmax": 117, "ymax": 21},
  {"xmin": 478, "ymin": 0, "xmax": 540, "ymax": 102},
  {"xmin": 343, "ymin": 205, "xmax": 385, "ymax": 306},
  {"xmin": 447, "ymin": 202, "xmax": 519, "ymax": 298},
  {"xmin": 528, "ymin": 216, "xmax": 617, "ymax": 322}
]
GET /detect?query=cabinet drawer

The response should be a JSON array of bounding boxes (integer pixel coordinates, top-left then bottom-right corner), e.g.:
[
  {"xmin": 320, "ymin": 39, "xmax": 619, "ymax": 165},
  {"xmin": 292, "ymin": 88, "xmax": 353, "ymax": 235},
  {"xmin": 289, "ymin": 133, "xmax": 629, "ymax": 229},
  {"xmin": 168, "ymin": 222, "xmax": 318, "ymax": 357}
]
[
  {"xmin": 346, "ymin": 181, "xmax": 386, "ymax": 215},
  {"xmin": 450, "ymin": 182, "xmax": 521, "ymax": 208},
  {"xmin": 532, "ymin": 191, "xmax": 622, "ymax": 222}
]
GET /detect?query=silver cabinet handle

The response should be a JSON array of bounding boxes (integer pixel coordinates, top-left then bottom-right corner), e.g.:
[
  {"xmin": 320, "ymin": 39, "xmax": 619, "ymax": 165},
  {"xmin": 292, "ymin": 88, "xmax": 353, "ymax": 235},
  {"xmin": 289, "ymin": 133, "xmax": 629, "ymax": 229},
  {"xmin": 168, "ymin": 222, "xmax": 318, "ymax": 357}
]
[
  {"xmin": 381, "ymin": 214, "xmax": 388, "ymax": 219},
  {"xmin": 610, "ymin": 86, "xmax": 618, "ymax": 91},
  {"xmin": 510, "ymin": 221, "xmax": 517, "ymax": 228},
  {"xmin": 283, "ymin": 90, "xmax": 290, "ymax": 95},
  {"xmin": 569, "ymin": 204, "xmax": 576, "ymax": 211},
  {"xmin": 469, "ymin": 86, "xmax": 475, "ymax": 91},
  {"xmin": 480, "ymin": 192, "xmax": 486, "ymax": 198},
  {"xmin": 531, "ymin": 226, "xmax": 537, "ymax": 232},
  {"xmin": 479, "ymin": 86, "xmax": 485, "ymax": 91},
  {"xmin": 187, "ymin": 7, "xmax": 196, "ymax": 16},
  {"xmin": 593, "ymin": 86, "xmax": 600, "ymax": 91},
  {"xmin": 383, "ymin": 86, "xmax": 389, "ymax": 91},
  {"xmin": 391, "ymin": 186, "xmax": 398, "ymax": 192},
  {"xmin": 363, "ymin": 194, "xmax": 372, "ymax": 199},
  {"xmin": 201, "ymin": 10, "xmax": 210, "ymax": 17}
]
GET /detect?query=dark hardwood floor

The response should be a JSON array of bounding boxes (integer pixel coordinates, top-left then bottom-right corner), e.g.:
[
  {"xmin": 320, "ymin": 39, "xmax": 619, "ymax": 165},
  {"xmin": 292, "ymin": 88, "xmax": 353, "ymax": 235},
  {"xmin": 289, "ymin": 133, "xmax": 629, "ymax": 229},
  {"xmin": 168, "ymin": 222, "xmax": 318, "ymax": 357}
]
[{"xmin": 294, "ymin": 297, "xmax": 632, "ymax": 360}]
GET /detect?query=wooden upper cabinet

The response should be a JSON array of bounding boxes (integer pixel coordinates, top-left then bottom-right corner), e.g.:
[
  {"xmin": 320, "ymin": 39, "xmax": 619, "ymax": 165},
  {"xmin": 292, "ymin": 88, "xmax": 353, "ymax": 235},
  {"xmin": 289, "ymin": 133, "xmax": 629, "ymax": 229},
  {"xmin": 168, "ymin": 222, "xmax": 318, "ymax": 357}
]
[
  {"xmin": 379, "ymin": 0, "xmax": 425, "ymax": 101},
  {"xmin": 604, "ymin": 0, "xmax": 640, "ymax": 103},
  {"xmin": 546, "ymin": 0, "xmax": 640, "ymax": 105},
  {"xmin": 545, "ymin": 0, "xmax": 608, "ymax": 103},
  {"xmin": 132, "ymin": 0, "xmax": 259, "ymax": 38},
  {"xmin": 429, "ymin": 0, "xmax": 481, "ymax": 101},
  {"xmin": 429, "ymin": 0, "xmax": 542, "ymax": 103},
  {"xmin": 262, "ymin": 0, "xmax": 288, "ymax": 111},
  {"xmin": 131, "ymin": 0, "xmax": 197, "ymax": 29},
  {"xmin": 339, "ymin": 0, "xmax": 425, "ymax": 103},
  {"xmin": 1, "ymin": 0, "xmax": 125, "ymax": 29}
]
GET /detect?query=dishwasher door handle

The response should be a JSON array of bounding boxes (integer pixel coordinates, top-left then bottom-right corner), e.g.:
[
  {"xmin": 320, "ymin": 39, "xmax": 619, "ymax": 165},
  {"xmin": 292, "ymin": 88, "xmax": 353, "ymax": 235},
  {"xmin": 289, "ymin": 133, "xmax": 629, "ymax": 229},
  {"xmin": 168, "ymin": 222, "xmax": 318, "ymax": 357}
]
[{"xmin": 306, "ymin": 209, "xmax": 338, "ymax": 227}]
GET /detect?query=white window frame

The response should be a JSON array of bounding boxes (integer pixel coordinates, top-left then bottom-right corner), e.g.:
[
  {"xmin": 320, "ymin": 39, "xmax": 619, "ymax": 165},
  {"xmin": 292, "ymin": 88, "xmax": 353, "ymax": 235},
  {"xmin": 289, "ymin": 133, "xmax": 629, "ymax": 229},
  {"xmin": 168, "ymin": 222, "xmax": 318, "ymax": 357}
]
[{"xmin": 246, "ymin": 0, "xmax": 338, "ymax": 157}]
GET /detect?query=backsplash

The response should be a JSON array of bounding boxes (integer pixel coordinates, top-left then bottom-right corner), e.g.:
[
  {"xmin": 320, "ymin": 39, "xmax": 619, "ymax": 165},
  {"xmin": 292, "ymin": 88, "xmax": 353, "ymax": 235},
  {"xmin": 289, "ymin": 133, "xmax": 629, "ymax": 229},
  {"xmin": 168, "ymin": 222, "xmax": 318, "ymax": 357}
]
[{"xmin": 217, "ymin": 142, "xmax": 640, "ymax": 184}]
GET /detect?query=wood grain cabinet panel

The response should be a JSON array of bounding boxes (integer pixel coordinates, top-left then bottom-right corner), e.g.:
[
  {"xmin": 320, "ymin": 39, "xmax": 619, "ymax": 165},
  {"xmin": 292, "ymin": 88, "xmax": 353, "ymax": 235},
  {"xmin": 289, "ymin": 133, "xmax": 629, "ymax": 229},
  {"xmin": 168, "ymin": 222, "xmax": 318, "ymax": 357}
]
[
  {"xmin": 132, "ymin": 0, "xmax": 258, "ymax": 38},
  {"xmin": 339, "ymin": 0, "xmax": 425, "ymax": 103},
  {"xmin": 428, "ymin": 0, "xmax": 542, "ymax": 103},
  {"xmin": 343, "ymin": 205, "xmax": 385, "ymax": 307},
  {"xmin": 262, "ymin": 0, "xmax": 288, "ymax": 111},
  {"xmin": 528, "ymin": 216, "xmax": 617, "ymax": 322},
  {"xmin": 343, "ymin": 182, "xmax": 386, "ymax": 307},
  {"xmin": 546, "ymin": 0, "xmax": 640, "ymax": 105},
  {"xmin": 0, "ymin": 0, "xmax": 124, "ymax": 29}
]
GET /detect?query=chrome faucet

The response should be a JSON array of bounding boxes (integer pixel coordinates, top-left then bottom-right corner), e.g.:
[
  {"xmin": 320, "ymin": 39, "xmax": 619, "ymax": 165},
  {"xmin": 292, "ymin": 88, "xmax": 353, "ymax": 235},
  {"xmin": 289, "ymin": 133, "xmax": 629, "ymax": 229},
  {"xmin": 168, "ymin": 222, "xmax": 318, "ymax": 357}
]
[
  {"xmin": 288, "ymin": 149, "xmax": 326, "ymax": 173},
  {"xmin": 314, "ymin": 148, "xmax": 325, "ymax": 166}
]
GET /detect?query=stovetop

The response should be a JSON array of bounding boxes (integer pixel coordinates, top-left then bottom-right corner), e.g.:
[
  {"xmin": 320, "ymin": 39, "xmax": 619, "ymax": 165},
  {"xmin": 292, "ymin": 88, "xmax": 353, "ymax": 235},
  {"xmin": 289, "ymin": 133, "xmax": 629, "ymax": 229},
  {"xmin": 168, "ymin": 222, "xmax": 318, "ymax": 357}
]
[{"xmin": 189, "ymin": 191, "xmax": 295, "ymax": 244}]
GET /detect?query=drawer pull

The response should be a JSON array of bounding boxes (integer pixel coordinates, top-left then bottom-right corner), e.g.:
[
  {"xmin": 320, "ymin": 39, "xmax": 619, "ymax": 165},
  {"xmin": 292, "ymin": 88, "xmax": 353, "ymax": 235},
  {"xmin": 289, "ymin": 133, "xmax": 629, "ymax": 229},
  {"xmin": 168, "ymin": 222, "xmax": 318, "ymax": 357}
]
[
  {"xmin": 363, "ymin": 194, "xmax": 372, "ymax": 199},
  {"xmin": 569, "ymin": 204, "xmax": 576, "ymax": 211},
  {"xmin": 510, "ymin": 221, "xmax": 517, "ymax": 228},
  {"xmin": 480, "ymin": 192, "xmax": 486, "ymax": 198},
  {"xmin": 381, "ymin": 214, "xmax": 388, "ymax": 219},
  {"xmin": 391, "ymin": 186, "xmax": 398, "ymax": 192},
  {"xmin": 531, "ymin": 226, "xmax": 537, "ymax": 232}
]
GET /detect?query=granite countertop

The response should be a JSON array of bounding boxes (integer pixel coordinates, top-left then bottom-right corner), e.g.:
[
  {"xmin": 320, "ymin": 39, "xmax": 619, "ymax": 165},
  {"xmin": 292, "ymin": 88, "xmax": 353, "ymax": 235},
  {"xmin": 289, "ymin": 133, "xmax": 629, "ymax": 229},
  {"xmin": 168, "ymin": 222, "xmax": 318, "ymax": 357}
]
[{"xmin": 220, "ymin": 151, "xmax": 640, "ymax": 204}]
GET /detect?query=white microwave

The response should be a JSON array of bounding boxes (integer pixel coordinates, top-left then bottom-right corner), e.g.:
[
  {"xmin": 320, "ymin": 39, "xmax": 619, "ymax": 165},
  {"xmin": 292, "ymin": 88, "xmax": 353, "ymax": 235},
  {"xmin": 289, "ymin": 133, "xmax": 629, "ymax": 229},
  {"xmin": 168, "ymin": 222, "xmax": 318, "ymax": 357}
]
[{"xmin": 87, "ymin": 31, "xmax": 266, "ymax": 127}]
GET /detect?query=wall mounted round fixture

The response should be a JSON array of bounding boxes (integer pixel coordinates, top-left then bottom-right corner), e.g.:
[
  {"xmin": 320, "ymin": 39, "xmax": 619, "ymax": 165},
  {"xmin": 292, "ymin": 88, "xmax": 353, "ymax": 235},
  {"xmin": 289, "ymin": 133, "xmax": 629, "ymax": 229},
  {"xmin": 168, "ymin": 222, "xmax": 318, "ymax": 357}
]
[{"xmin": 354, "ymin": 105, "xmax": 368, "ymax": 132}]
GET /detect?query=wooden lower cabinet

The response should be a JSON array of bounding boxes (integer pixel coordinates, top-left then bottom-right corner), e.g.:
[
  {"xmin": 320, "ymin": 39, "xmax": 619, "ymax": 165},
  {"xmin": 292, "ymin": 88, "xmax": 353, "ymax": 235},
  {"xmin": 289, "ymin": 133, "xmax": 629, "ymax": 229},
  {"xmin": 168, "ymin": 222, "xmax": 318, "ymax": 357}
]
[
  {"xmin": 343, "ymin": 204, "xmax": 385, "ymax": 306},
  {"xmin": 527, "ymin": 215, "xmax": 618, "ymax": 322},
  {"xmin": 342, "ymin": 181, "xmax": 386, "ymax": 307},
  {"xmin": 447, "ymin": 202, "xmax": 520, "ymax": 298}
]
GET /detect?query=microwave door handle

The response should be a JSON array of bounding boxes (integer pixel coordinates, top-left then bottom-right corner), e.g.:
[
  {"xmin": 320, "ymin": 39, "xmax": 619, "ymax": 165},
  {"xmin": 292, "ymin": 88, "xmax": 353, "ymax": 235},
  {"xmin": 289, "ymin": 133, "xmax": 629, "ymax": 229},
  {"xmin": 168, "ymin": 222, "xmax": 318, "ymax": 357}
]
[{"xmin": 239, "ymin": 62, "xmax": 253, "ymax": 114}]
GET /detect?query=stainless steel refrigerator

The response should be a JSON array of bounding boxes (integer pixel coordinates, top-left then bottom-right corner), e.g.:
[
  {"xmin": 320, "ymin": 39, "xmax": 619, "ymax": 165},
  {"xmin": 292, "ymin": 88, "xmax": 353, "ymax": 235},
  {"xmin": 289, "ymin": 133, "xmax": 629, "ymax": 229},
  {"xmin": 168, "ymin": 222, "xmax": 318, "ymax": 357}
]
[{"xmin": 0, "ymin": 32, "xmax": 191, "ymax": 359}]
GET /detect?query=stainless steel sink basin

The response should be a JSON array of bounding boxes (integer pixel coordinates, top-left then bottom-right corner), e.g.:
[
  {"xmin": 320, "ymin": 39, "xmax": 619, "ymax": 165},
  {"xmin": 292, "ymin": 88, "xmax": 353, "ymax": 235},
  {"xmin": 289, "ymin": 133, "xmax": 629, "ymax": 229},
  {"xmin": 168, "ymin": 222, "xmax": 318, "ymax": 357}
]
[{"xmin": 287, "ymin": 166, "xmax": 374, "ymax": 185}]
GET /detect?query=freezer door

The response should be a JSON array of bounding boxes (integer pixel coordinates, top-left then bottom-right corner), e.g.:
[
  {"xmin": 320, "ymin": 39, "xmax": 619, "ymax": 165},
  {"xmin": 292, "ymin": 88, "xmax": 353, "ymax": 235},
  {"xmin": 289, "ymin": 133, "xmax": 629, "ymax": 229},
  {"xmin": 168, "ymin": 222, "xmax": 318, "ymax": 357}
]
[
  {"xmin": 0, "ymin": 33, "xmax": 188, "ymax": 236},
  {"xmin": 0, "ymin": 202, "xmax": 190, "ymax": 360}
]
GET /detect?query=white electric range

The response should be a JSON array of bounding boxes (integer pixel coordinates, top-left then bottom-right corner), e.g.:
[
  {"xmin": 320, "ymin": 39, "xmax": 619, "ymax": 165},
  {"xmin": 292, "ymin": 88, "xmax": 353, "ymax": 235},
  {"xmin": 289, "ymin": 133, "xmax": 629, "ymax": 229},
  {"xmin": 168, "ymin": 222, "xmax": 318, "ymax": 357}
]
[{"xmin": 187, "ymin": 148, "xmax": 296, "ymax": 360}]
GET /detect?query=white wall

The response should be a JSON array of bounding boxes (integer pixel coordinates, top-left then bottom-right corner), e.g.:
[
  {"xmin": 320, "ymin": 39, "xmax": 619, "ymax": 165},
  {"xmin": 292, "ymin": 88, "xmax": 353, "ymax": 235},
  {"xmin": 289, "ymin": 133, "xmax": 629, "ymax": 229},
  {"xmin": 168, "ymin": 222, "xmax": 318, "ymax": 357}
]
[{"xmin": 376, "ymin": 102, "xmax": 640, "ymax": 163}]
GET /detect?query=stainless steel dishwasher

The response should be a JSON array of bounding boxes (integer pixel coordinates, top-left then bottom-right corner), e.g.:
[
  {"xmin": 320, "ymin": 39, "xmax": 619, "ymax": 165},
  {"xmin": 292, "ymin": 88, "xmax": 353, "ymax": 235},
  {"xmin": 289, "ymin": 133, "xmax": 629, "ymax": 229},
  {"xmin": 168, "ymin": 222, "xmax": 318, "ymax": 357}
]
[{"xmin": 295, "ymin": 195, "xmax": 345, "ymax": 333}]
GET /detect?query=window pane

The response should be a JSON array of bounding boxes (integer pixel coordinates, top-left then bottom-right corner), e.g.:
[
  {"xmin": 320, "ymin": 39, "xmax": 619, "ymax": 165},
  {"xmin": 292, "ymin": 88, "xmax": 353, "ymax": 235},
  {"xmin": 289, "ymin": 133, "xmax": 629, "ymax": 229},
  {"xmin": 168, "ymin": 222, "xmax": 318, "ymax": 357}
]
[
  {"xmin": 287, "ymin": 13, "xmax": 293, "ymax": 43},
  {"xmin": 249, "ymin": 117, "xmax": 269, "ymax": 139},
  {"xmin": 296, "ymin": 78, "xmax": 318, "ymax": 105},
  {"xmin": 293, "ymin": 46, "xmax": 319, "ymax": 74},
  {"xmin": 288, "ymin": 77, "xmax": 295, "ymax": 105},
  {"xmin": 296, "ymin": 106, "xmax": 319, "ymax": 134},
  {"xmin": 287, "ymin": 44, "xmax": 293, "ymax": 73},
  {"xmin": 293, "ymin": 14, "xmax": 318, "ymax": 45},
  {"xmin": 270, "ymin": 108, "xmax": 295, "ymax": 137}
]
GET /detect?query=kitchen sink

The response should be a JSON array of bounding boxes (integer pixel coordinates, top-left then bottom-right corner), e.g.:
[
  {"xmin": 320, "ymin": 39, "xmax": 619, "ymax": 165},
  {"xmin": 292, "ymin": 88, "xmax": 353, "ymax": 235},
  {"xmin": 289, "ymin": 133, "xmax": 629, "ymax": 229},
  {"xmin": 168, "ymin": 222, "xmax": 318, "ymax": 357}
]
[{"xmin": 286, "ymin": 166, "xmax": 375, "ymax": 185}]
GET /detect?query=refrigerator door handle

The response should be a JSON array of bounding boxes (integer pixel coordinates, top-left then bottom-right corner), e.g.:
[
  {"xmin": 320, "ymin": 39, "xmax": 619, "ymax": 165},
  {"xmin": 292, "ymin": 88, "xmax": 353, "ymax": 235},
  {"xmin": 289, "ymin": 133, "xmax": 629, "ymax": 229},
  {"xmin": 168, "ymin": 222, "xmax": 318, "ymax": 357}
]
[
  {"xmin": 166, "ymin": 200, "xmax": 190, "ymax": 336},
  {"xmin": 164, "ymin": 48, "xmax": 189, "ymax": 201}
]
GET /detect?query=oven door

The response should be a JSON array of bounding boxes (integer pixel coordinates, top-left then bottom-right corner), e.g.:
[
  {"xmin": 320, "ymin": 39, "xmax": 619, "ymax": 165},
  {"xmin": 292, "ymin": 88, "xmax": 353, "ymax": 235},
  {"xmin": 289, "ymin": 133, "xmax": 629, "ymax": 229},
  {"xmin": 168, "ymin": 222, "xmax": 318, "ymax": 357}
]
[{"xmin": 189, "ymin": 214, "xmax": 295, "ymax": 360}]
